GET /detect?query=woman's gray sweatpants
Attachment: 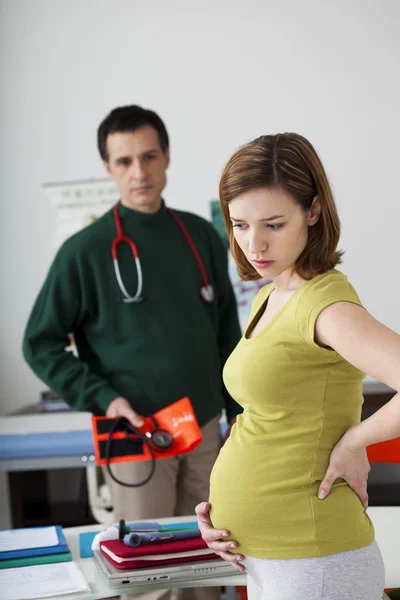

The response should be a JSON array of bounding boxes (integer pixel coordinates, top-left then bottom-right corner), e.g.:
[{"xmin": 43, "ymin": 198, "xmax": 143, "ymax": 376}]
[{"xmin": 243, "ymin": 541, "xmax": 385, "ymax": 600}]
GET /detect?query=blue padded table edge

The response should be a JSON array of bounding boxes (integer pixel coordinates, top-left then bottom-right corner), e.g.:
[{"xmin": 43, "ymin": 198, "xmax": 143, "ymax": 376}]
[
  {"xmin": 0, "ymin": 431, "xmax": 94, "ymax": 458},
  {"xmin": 0, "ymin": 423, "xmax": 228, "ymax": 459}
]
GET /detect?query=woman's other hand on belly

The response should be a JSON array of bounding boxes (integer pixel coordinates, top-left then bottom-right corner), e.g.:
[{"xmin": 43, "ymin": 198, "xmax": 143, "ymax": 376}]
[{"xmin": 195, "ymin": 502, "xmax": 245, "ymax": 572}]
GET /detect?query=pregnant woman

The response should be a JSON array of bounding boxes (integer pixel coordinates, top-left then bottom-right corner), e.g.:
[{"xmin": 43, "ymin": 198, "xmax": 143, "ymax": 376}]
[{"xmin": 196, "ymin": 132, "xmax": 400, "ymax": 600}]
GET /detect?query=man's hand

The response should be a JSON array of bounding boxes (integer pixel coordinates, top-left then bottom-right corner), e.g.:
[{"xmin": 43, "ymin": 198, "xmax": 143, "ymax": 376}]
[
  {"xmin": 106, "ymin": 397, "xmax": 145, "ymax": 428},
  {"xmin": 318, "ymin": 426, "xmax": 370, "ymax": 510},
  {"xmin": 195, "ymin": 502, "xmax": 245, "ymax": 572}
]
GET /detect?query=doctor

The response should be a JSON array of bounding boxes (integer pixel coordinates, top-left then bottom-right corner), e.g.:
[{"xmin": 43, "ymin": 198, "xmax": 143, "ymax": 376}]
[{"xmin": 23, "ymin": 104, "xmax": 241, "ymax": 600}]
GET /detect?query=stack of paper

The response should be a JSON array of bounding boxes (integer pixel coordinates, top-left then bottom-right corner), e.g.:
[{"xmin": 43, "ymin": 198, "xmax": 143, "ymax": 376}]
[
  {"xmin": 0, "ymin": 562, "xmax": 90, "ymax": 600},
  {"xmin": 0, "ymin": 526, "xmax": 71, "ymax": 569}
]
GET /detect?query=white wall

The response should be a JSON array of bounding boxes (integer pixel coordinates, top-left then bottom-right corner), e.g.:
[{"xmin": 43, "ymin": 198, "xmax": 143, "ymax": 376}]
[{"xmin": 1, "ymin": 0, "xmax": 399, "ymax": 415}]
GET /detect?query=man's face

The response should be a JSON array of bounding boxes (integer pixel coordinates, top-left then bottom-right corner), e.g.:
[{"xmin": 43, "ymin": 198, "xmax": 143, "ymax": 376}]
[{"xmin": 104, "ymin": 125, "xmax": 170, "ymax": 213}]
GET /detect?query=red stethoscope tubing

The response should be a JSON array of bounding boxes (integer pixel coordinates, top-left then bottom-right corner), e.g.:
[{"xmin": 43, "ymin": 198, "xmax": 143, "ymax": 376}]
[
  {"xmin": 111, "ymin": 204, "xmax": 214, "ymax": 303},
  {"xmin": 112, "ymin": 205, "xmax": 139, "ymax": 260},
  {"xmin": 167, "ymin": 209, "xmax": 209, "ymax": 289}
]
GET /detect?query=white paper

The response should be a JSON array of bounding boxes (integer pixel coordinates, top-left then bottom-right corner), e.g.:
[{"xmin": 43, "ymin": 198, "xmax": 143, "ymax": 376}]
[
  {"xmin": 0, "ymin": 527, "xmax": 58, "ymax": 552},
  {"xmin": 0, "ymin": 561, "xmax": 90, "ymax": 599},
  {"xmin": 101, "ymin": 543, "xmax": 213, "ymax": 563}
]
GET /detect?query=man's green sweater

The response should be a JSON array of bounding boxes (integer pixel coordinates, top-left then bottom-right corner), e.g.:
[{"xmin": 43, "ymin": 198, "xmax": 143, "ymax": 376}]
[{"xmin": 23, "ymin": 201, "xmax": 242, "ymax": 426}]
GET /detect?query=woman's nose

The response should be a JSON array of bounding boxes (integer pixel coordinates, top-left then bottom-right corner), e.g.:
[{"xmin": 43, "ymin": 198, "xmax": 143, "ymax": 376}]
[{"xmin": 248, "ymin": 233, "xmax": 268, "ymax": 254}]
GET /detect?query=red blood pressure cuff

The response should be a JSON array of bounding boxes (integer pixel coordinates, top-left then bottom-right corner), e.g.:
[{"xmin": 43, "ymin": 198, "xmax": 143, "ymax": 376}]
[{"xmin": 92, "ymin": 396, "xmax": 202, "ymax": 465}]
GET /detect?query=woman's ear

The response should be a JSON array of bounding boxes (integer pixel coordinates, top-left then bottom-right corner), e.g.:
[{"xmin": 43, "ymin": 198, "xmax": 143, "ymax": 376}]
[{"xmin": 308, "ymin": 195, "xmax": 321, "ymax": 226}]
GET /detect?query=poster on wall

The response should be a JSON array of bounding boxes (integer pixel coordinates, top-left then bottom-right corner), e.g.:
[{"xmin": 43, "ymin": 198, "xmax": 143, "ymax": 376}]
[
  {"xmin": 42, "ymin": 177, "xmax": 119, "ymax": 254},
  {"xmin": 210, "ymin": 200, "xmax": 271, "ymax": 332}
]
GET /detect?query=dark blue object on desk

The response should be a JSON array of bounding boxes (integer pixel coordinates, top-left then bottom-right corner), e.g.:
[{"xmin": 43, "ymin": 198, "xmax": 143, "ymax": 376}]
[{"xmin": 124, "ymin": 527, "xmax": 201, "ymax": 547}]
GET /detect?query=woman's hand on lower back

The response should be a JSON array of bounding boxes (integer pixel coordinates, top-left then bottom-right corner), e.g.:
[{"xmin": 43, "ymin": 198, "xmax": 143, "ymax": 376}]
[
  {"xmin": 195, "ymin": 502, "xmax": 245, "ymax": 572},
  {"xmin": 318, "ymin": 427, "xmax": 370, "ymax": 510}
]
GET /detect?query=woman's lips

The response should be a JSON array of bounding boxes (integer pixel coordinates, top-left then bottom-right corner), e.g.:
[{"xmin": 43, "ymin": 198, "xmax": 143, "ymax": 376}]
[{"xmin": 252, "ymin": 260, "xmax": 275, "ymax": 268}]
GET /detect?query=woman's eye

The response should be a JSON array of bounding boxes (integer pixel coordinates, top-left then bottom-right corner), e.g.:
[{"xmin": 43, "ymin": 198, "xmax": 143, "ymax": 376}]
[
  {"xmin": 267, "ymin": 223, "xmax": 284, "ymax": 231},
  {"xmin": 232, "ymin": 223, "xmax": 247, "ymax": 229}
]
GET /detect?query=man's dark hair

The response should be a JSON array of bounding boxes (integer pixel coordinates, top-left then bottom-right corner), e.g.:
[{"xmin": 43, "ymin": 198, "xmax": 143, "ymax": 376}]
[{"xmin": 97, "ymin": 105, "xmax": 169, "ymax": 161}]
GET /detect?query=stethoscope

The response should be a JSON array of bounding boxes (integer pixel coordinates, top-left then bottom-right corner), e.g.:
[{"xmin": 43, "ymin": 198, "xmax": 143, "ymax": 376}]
[
  {"xmin": 111, "ymin": 203, "xmax": 215, "ymax": 304},
  {"xmin": 105, "ymin": 415, "xmax": 174, "ymax": 487}
]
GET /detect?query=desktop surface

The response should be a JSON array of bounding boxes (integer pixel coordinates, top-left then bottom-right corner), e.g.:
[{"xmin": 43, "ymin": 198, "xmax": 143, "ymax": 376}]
[{"xmin": 55, "ymin": 517, "xmax": 246, "ymax": 600}]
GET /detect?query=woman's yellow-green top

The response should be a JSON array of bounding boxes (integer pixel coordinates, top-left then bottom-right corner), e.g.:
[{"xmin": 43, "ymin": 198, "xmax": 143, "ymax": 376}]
[{"xmin": 209, "ymin": 269, "xmax": 374, "ymax": 559}]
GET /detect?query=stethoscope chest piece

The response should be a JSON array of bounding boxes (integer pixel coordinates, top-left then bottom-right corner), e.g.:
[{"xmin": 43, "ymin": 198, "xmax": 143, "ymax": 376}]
[{"xmin": 200, "ymin": 284, "xmax": 214, "ymax": 303}]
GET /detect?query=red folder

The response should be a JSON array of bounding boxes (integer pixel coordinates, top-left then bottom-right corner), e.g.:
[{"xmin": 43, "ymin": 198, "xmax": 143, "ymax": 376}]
[{"xmin": 100, "ymin": 537, "xmax": 218, "ymax": 570}]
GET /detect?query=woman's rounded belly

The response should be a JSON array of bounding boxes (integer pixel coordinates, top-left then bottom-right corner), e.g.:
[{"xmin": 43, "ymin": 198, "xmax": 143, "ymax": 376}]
[
  {"xmin": 209, "ymin": 437, "xmax": 313, "ymax": 551},
  {"xmin": 208, "ymin": 433, "xmax": 372, "ymax": 557}
]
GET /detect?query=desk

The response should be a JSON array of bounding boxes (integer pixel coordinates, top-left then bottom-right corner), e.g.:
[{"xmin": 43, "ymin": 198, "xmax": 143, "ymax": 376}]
[
  {"xmin": 21, "ymin": 507, "xmax": 399, "ymax": 599},
  {"xmin": 48, "ymin": 516, "xmax": 246, "ymax": 600},
  {"xmin": 370, "ymin": 506, "xmax": 400, "ymax": 588}
]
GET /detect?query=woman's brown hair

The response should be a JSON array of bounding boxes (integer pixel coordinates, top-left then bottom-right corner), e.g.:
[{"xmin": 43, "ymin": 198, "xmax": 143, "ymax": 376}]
[{"xmin": 219, "ymin": 133, "xmax": 343, "ymax": 280}]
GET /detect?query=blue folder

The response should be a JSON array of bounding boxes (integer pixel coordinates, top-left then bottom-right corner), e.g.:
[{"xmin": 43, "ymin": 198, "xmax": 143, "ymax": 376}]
[{"xmin": 0, "ymin": 525, "xmax": 68, "ymax": 560}]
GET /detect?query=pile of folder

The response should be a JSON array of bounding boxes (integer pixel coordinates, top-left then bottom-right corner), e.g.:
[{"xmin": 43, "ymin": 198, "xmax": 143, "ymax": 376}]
[
  {"xmin": 0, "ymin": 525, "xmax": 71, "ymax": 569},
  {"xmin": 100, "ymin": 521, "xmax": 218, "ymax": 570}
]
